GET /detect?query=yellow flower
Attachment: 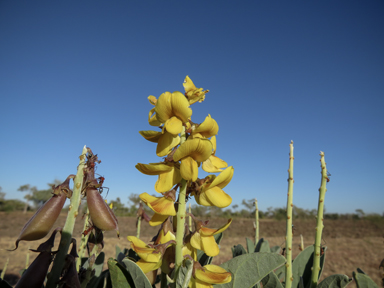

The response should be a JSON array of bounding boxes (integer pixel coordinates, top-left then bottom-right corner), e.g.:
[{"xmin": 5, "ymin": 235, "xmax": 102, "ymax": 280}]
[
  {"xmin": 135, "ymin": 162, "xmax": 181, "ymax": 193},
  {"xmin": 152, "ymin": 217, "xmax": 175, "ymax": 245},
  {"xmin": 195, "ymin": 166, "xmax": 233, "ymax": 208},
  {"xmin": 192, "ymin": 115, "xmax": 218, "ymax": 139},
  {"xmin": 189, "ymin": 262, "xmax": 232, "ymax": 288},
  {"xmin": 155, "ymin": 91, "xmax": 192, "ymax": 135},
  {"xmin": 139, "ymin": 130, "xmax": 180, "ymax": 157},
  {"xmin": 173, "ymin": 138, "xmax": 213, "ymax": 181},
  {"xmin": 190, "ymin": 219, "xmax": 232, "ymax": 257},
  {"xmin": 139, "ymin": 191, "xmax": 176, "ymax": 226},
  {"xmin": 126, "ymin": 236, "xmax": 163, "ymax": 273},
  {"xmin": 202, "ymin": 136, "xmax": 228, "ymax": 173},
  {"xmin": 183, "ymin": 76, "xmax": 209, "ymax": 105}
]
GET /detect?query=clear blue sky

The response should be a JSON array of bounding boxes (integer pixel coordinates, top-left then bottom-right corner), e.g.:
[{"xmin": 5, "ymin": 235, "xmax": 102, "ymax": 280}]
[{"xmin": 1, "ymin": 1, "xmax": 383, "ymax": 214}]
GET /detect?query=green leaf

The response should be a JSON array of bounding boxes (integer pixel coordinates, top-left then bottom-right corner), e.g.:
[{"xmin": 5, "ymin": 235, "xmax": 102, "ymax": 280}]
[
  {"xmin": 246, "ymin": 238, "xmax": 255, "ymax": 253},
  {"xmin": 121, "ymin": 259, "xmax": 152, "ymax": 288},
  {"xmin": 116, "ymin": 245, "xmax": 122, "ymax": 259},
  {"xmin": 175, "ymin": 259, "xmax": 193, "ymax": 288},
  {"xmin": 231, "ymin": 244, "xmax": 247, "ymax": 258},
  {"xmin": 291, "ymin": 245, "xmax": 326, "ymax": 288},
  {"xmin": 353, "ymin": 271, "xmax": 379, "ymax": 288},
  {"xmin": 254, "ymin": 238, "xmax": 270, "ymax": 253},
  {"xmin": 260, "ymin": 272, "xmax": 284, "ymax": 288},
  {"xmin": 270, "ymin": 246, "xmax": 281, "ymax": 254},
  {"xmin": 216, "ymin": 252, "xmax": 286, "ymax": 288},
  {"xmin": 318, "ymin": 274, "xmax": 352, "ymax": 288},
  {"xmin": 197, "ymin": 233, "xmax": 223, "ymax": 266},
  {"xmin": 108, "ymin": 259, "xmax": 134, "ymax": 288}
]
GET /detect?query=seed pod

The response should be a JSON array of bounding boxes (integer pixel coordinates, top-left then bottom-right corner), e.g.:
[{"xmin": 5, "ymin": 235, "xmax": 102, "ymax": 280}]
[
  {"xmin": 9, "ymin": 176, "xmax": 74, "ymax": 251},
  {"xmin": 86, "ymin": 187, "xmax": 119, "ymax": 236}
]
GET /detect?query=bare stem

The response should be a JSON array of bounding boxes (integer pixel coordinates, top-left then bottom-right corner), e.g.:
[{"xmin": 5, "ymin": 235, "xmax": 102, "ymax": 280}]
[
  {"xmin": 285, "ymin": 141, "xmax": 294, "ymax": 288},
  {"xmin": 254, "ymin": 198, "xmax": 259, "ymax": 246},
  {"xmin": 310, "ymin": 151, "xmax": 328, "ymax": 288}
]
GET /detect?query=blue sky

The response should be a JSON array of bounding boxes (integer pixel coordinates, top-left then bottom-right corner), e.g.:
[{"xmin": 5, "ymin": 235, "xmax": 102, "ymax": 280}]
[{"xmin": 1, "ymin": 1, "xmax": 383, "ymax": 214}]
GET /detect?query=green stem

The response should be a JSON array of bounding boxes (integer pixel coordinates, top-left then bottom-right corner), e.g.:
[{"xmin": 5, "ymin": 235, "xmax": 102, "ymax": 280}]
[
  {"xmin": 1, "ymin": 258, "xmax": 9, "ymax": 279},
  {"xmin": 175, "ymin": 126, "xmax": 187, "ymax": 271},
  {"xmin": 254, "ymin": 198, "xmax": 259, "ymax": 246},
  {"xmin": 77, "ymin": 206, "xmax": 90, "ymax": 271},
  {"xmin": 188, "ymin": 203, "xmax": 192, "ymax": 231},
  {"xmin": 285, "ymin": 141, "xmax": 294, "ymax": 288},
  {"xmin": 310, "ymin": 151, "xmax": 328, "ymax": 288},
  {"xmin": 46, "ymin": 146, "xmax": 87, "ymax": 288}
]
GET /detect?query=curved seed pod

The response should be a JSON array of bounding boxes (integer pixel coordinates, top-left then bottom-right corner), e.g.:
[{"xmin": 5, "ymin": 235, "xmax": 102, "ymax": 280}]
[
  {"xmin": 86, "ymin": 187, "xmax": 119, "ymax": 237},
  {"xmin": 9, "ymin": 176, "xmax": 74, "ymax": 251}
]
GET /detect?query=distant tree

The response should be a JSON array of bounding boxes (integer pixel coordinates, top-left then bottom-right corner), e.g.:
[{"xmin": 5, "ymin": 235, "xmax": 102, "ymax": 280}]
[
  {"xmin": 0, "ymin": 186, "xmax": 5, "ymax": 201},
  {"xmin": 241, "ymin": 199, "xmax": 255, "ymax": 217},
  {"xmin": 355, "ymin": 209, "xmax": 365, "ymax": 219},
  {"xmin": 18, "ymin": 180, "xmax": 62, "ymax": 212}
]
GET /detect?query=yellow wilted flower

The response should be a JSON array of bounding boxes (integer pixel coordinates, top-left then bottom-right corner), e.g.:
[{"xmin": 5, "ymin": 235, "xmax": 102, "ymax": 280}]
[
  {"xmin": 127, "ymin": 236, "xmax": 174, "ymax": 274},
  {"xmin": 183, "ymin": 76, "xmax": 209, "ymax": 105},
  {"xmin": 195, "ymin": 166, "xmax": 234, "ymax": 208},
  {"xmin": 189, "ymin": 262, "xmax": 232, "ymax": 288},
  {"xmin": 139, "ymin": 190, "xmax": 176, "ymax": 226},
  {"xmin": 190, "ymin": 218, "xmax": 232, "ymax": 257}
]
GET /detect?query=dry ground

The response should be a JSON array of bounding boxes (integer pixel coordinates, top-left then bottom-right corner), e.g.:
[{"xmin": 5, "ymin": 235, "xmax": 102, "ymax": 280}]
[{"xmin": 1, "ymin": 212, "xmax": 383, "ymax": 286}]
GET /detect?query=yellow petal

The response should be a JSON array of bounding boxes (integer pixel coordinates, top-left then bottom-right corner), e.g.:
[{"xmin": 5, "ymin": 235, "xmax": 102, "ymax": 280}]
[
  {"xmin": 155, "ymin": 165, "xmax": 181, "ymax": 193},
  {"xmin": 136, "ymin": 163, "xmax": 172, "ymax": 175},
  {"xmin": 180, "ymin": 156, "xmax": 198, "ymax": 181},
  {"xmin": 202, "ymin": 156, "xmax": 228, "ymax": 173},
  {"xmin": 139, "ymin": 130, "xmax": 162, "ymax": 143},
  {"xmin": 148, "ymin": 107, "xmax": 162, "ymax": 126},
  {"xmin": 183, "ymin": 75, "xmax": 197, "ymax": 94},
  {"xmin": 173, "ymin": 138, "xmax": 213, "ymax": 163},
  {"xmin": 139, "ymin": 192, "xmax": 176, "ymax": 216},
  {"xmin": 201, "ymin": 236, "xmax": 219, "ymax": 257},
  {"xmin": 195, "ymin": 192, "xmax": 214, "ymax": 207},
  {"xmin": 200, "ymin": 219, "xmax": 232, "ymax": 236},
  {"xmin": 208, "ymin": 166, "xmax": 234, "ymax": 189},
  {"xmin": 148, "ymin": 95, "xmax": 157, "ymax": 105},
  {"xmin": 127, "ymin": 236, "xmax": 148, "ymax": 248},
  {"xmin": 204, "ymin": 186, "xmax": 232, "ymax": 208},
  {"xmin": 156, "ymin": 132, "xmax": 180, "ymax": 157},
  {"xmin": 165, "ymin": 116, "xmax": 183, "ymax": 136},
  {"xmin": 156, "ymin": 229, "xmax": 176, "ymax": 244},
  {"xmin": 194, "ymin": 265, "xmax": 232, "ymax": 284},
  {"xmin": 189, "ymin": 278, "xmax": 212, "ymax": 288},
  {"xmin": 190, "ymin": 232, "xmax": 203, "ymax": 251},
  {"xmin": 211, "ymin": 136, "xmax": 217, "ymax": 154},
  {"xmin": 193, "ymin": 115, "xmax": 218, "ymax": 138},
  {"xmin": 155, "ymin": 91, "xmax": 192, "ymax": 123},
  {"xmin": 149, "ymin": 213, "xmax": 169, "ymax": 226},
  {"xmin": 136, "ymin": 259, "xmax": 161, "ymax": 274}
]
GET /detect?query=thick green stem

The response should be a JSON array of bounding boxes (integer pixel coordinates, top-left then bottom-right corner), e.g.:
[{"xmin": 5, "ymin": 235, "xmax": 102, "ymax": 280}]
[
  {"xmin": 254, "ymin": 198, "xmax": 259, "ymax": 246},
  {"xmin": 46, "ymin": 146, "xmax": 87, "ymax": 288},
  {"xmin": 310, "ymin": 152, "xmax": 328, "ymax": 288},
  {"xmin": 175, "ymin": 126, "xmax": 187, "ymax": 271},
  {"xmin": 285, "ymin": 141, "xmax": 294, "ymax": 288},
  {"xmin": 189, "ymin": 203, "xmax": 192, "ymax": 231}
]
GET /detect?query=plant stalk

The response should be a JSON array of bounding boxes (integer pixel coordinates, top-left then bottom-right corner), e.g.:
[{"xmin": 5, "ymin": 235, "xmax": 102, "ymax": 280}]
[
  {"xmin": 310, "ymin": 151, "xmax": 328, "ymax": 288},
  {"xmin": 175, "ymin": 126, "xmax": 187, "ymax": 271},
  {"xmin": 254, "ymin": 198, "xmax": 259, "ymax": 246},
  {"xmin": 46, "ymin": 146, "xmax": 87, "ymax": 288},
  {"xmin": 285, "ymin": 141, "xmax": 294, "ymax": 288}
]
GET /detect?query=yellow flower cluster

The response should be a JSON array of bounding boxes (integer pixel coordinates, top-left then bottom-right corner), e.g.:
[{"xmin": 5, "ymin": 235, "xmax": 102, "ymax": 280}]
[{"xmin": 129, "ymin": 76, "xmax": 234, "ymax": 287}]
